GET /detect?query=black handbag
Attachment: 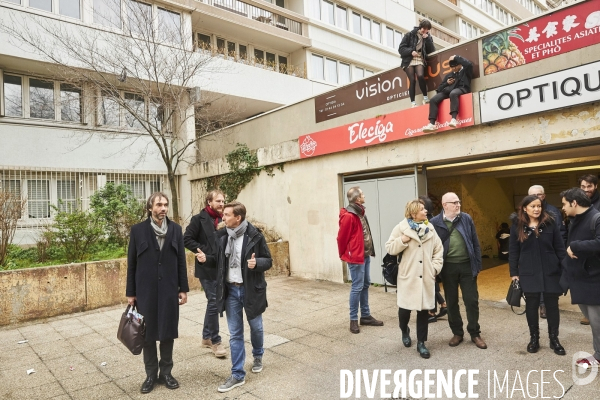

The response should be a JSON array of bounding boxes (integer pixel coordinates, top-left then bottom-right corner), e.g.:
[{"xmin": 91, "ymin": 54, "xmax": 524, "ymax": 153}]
[
  {"xmin": 382, "ymin": 253, "xmax": 402, "ymax": 286},
  {"xmin": 506, "ymin": 279, "xmax": 525, "ymax": 315},
  {"xmin": 117, "ymin": 304, "xmax": 146, "ymax": 355}
]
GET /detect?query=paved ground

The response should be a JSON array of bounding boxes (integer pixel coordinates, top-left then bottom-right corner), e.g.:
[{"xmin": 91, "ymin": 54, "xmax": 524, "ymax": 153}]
[{"xmin": 1, "ymin": 275, "xmax": 599, "ymax": 400}]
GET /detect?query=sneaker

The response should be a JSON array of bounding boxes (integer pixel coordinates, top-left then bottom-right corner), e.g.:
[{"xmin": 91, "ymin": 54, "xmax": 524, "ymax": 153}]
[
  {"xmin": 422, "ymin": 123, "xmax": 437, "ymax": 133},
  {"xmin": 211, "ymin": 342, "xmax": 227, "ymax": 358},
  {"xmin": 423, "ymin": 96, "xmax": 430, "ymax": 104},
  {"xmin": 449, "ymin": 118, "xmax": 458, "ymax": 128},
  {"xmin": 217, "ymin": 375, "xmax": 245, "ymax": 393},
  {"xmin": 201, "ymin": 338, "xmax": 212, "ymax": 348},
  {"xmin": 575, "ymin": 356, "xmax": 600, "ymax": 370},
  {"xmin": 252, "ymin": 357, "xmax": 263, "ymax": 373},
  {"xmin": 411, "ymin": 102, "xmax": 417, "ymax": 108}
]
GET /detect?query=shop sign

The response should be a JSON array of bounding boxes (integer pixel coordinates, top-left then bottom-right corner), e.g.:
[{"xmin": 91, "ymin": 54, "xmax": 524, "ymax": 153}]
[
  {"xmin": 479, "ymin": 60, "xmax": 600, "ymax": 123},
  {"xmin": 313, "ymin": 44, "xmax": 479, "ymax": 123},
  {"xmin": 300, "ymin": 95, "xmax": 474, "ymax": 159},
  {"xmin": 482, "ymin": 0, "xmax": 600, "ymax": 75}
]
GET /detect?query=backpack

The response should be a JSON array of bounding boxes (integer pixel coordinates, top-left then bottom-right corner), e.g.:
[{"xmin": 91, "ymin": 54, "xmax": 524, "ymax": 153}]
[{"xmin": 382, "ymin": 252, "xmax": 401, "ymax": 286}]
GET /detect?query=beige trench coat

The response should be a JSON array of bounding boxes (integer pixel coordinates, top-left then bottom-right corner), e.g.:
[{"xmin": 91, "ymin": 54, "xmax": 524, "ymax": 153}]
[{"xmin": 385, "ymin": 219, "xmax": 444, "ymax": 311}]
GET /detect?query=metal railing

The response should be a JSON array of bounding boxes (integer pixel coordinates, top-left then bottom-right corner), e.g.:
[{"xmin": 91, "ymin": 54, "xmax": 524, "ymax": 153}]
[
  {"xmin": 430, "ymin": 26, "xmax": 460, "ymax": 44},
  {"xmin": 204, "ymin": 0, "xmax": 302, "ymax": 35},
  {"xmin": 445, "ymin": 0, "xmax": 458, "ymax": 5}
]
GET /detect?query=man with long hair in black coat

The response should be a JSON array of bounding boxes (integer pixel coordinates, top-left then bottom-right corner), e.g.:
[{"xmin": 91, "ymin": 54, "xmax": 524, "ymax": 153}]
[{"xmin": 126, "ymin": 192, "xmax": 189, "ymax": 394}]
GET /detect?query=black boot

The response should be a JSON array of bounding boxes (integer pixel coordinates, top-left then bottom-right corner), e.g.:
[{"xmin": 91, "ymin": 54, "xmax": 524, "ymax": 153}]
[
  {"xmin": 549, "ymin": 327, "xmax": 565, "ymax": 356},
  {"xmin": 527, "ymin": 326, "xmax": 540, "ymax": 353}
]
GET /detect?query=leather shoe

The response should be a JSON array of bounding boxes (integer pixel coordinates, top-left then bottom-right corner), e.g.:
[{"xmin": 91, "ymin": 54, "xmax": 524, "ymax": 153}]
[
  {"xmin": 436, "ymin": 307, "xmax": 448, "ymax": 319},
  {"xmin": 158, "ymin": 374, "xmax": 180, "ymax": 390},
  {"xmin": 581, "ymin": 317, "xmax": 590, "ymax": 325},
  {"xmin": 350, "ymin": 320, "xmax": 360, "ymax": 334},
  {"xmin": 471, "ymin": 336, "xmax": 488, "ymax": 349},
  {"xmin": 540, "ymin": 305, "xmax": 547, "ymax": 319},
  {"xmin": 428, "ymin": 312, "xmax": 437, "ymax": 323},
  {"xmin": 417, "ymin": 341, "xmax": 430, "ymax": 359},
  {"xmin": 141, "ymin": 376, "xmax": 157, "ymax": 394},
  {"xmin": 402, "ymin": 327, "xmax": 412, "ymax": 347},
  {"xmin": 449, "ymin": 335, "xmax": 463, "ymax": 347},
  {"xmin": 360, "ymin": 315, "xmax": 384, "ymax": 326}
]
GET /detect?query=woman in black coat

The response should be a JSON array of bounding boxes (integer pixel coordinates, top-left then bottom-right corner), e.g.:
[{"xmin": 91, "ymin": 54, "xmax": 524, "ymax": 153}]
[
  {"xmin": 509, "ymin": 195, "xmax": 567, "ymax": 355},
  {"xmin": 398, "ymin": 20, "xmax": 435, "ymax": 107}
]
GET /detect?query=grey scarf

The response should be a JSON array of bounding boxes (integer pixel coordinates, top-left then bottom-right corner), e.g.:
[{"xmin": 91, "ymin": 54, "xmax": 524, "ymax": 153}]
[
  {"xmin": 225, "ymin": 220, "xmax": 248, "ymax": 270},
  {"xmin": 151, "ymin": 218, "xmax": 168, "ymax": 250}
]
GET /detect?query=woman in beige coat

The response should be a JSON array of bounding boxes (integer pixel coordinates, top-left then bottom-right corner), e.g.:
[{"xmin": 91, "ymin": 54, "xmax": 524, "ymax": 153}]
[{"xmin": 385, "ymin": 199, "xmax": 444, "ymax": 358}]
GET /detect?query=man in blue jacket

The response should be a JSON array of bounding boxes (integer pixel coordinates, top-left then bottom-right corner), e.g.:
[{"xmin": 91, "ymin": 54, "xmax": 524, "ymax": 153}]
[{"xmin": 430, "ymin": 192, "xmax": 487, "ymax": 349}]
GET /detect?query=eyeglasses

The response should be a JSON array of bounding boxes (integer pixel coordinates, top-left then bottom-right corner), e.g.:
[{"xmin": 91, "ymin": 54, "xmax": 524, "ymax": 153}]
[{"xmin": 444, "ymin": 201, "xmax": 461, "ymax": 205}]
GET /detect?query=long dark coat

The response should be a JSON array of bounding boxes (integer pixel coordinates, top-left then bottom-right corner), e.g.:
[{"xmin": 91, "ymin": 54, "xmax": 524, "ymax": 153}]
[
  {"xmin": 509, "ymin": 218, "xmax": 566, "ymax": 294},
  {"xmin": 398, "ymin": 27, "xmax": 435, "ymax": 68},
  {"xmin": 215, "ymin": 222, "xmax": 272, "ymax": 321},
  {"xmin": 563, "ymin": 207, "xmax": 600, "ymax": 305},
  {"xmin": 126, "ymin": 218, "xmax": 189, "ymax": 341},
  {"xmin": 183, "ymin": 209, "xmax": 220, "ymax": 280}
]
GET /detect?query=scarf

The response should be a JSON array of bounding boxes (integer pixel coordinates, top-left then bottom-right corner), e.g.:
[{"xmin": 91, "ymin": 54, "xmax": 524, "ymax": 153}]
[
  {"xmin": 408, "ymin": 218, "xmax": 430, "ymax": 239},
  {"xmin": 225, "ymin": 219, "xmax": 248, "ymax": 270},
  {"xmin": 150, "ymin": 218, "xmax": 168, "ymax": 250},
  {"xmin": 205, "ymin": 205, "xmax": 221, "ymax": 229}
]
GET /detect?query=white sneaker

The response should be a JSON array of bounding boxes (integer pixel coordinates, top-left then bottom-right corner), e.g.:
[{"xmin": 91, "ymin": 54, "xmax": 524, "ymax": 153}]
[
  {"xmin": 422, "ymin": 123, "xmax": 437, "ymax": 133},
  {"xmin": 411, "ymin": 102, "xmax": 417, "ymax": 108},
  {"xmin": 423, "ymin": 97, "xmax": 430, "ymax": 104},
  {"xmin": 449, "ymin": 118, "xmax": 458, "ymax": 128}
]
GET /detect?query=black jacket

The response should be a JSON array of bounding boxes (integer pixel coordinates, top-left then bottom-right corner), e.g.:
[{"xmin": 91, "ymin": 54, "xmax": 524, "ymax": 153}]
[
  {"xmin": 215, "ymin": 222, "xmax": 272, "ymax": 321},
  {"xmin": 563, "ymin": 207, "xmax": 600, "ymax": 305},
  {"xmin": 126, "ymin": 218, "xmax": 189, "ymax": 341},
  {"xmin": 398, "ymin": 27, "xmax": 435, "ymax": 68},
  {"xmin": 509, "ymin": 217, "xmax": 566, "ymax": 294},
  {"xmin": 545, "ymin": 202, "xmax": 567, "ymax": 243},
  {"xmin": 183, "ymin": 209, "xmax": 221, "ymax": 280},
  {"xmin": 436, "ymin": 56, "xmax": 473, "ymax": 94},
  {"xmin": 590, "ymin": 190, "xmax": 600, "ymax": 211}
]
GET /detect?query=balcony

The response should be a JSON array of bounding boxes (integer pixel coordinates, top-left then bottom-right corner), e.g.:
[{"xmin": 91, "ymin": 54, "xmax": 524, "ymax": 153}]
[{"xmin": 200, "ymin": 0, "xmax": 302, "ymax": 35}]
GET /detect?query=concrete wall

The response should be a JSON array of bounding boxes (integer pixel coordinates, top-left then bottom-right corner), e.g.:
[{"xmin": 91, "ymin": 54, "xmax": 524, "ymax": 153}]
[{"xmin": 0, "ymin": 242, "xmax": 290, "ymax": 326}]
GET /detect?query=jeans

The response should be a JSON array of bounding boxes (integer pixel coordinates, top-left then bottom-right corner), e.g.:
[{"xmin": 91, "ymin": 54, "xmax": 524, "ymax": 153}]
[
  {"xmin": 143, "ymin": 339, "xmax": 173, "ymax": 378},
  {"xmin": 348, "ymin": 257, "xmax": 371, "ymax": 321},
  {"xmin": 225, "ymin": 284, "xmax": 264, "ymax": 380},
  {"xmin": 199, "ymin": 278, "xmax": 221, "ymax": 344}
]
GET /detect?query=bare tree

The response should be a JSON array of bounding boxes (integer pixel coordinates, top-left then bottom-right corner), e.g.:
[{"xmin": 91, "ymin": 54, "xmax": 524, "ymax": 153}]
[
  {"xmin": 0, "ymin": 1, "xmax": 239, "ymax": 222},
  {"xmin": 0, "ymin": 190, "xmax": 26, "ymax": 267}
]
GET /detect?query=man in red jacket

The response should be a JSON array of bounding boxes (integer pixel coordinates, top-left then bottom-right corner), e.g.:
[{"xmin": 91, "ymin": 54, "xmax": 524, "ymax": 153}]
[{"xmin": 337, "ymin": 186, "xmax": 384, "ymax": 334}]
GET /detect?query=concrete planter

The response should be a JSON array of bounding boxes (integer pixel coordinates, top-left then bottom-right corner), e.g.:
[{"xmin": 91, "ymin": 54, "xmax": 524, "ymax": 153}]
[{"xmin": 0, "ymin": 241, "xmax": 289, "ymax": 326}]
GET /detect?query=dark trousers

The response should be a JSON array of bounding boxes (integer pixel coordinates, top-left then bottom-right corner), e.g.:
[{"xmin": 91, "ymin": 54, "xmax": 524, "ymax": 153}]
[
  {"xmin": 440, "ymin": 261, "xmax": 481, "ymax": 338},
  {"xmin": 200, "ymin": 278, "xmax": 221, "ymax": 344},
  {"xmin": 428, "ymin": 88, "xmax": 465, "ymax": 124},
  {"xmin": 143, "ymin": 339, "xmax": 174, "ymax": 378},
  {"xmin": 524, "ymin": 292, "xmax": 560, "ymax": 332},
  {"xmin": 398, "ymin": 308, "xmax": 429, "ymax": 342},
  {"xmin": 432, "ymin": 281, "xmax": 445, "ymax": 313}
]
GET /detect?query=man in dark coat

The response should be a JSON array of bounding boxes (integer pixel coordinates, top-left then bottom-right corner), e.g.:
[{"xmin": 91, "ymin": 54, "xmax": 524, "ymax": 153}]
[
  {"xmin": 422, "ymin": 55, "xmax": 473, "ymax": 133},
  {"xmin": 214, "ymin": 202, "xmax": 272, "ymax": 393},
  {"xmin": 561, "ymin": 187, "xmax": 600, "ymax": 369},
  {"xmin": 183, "ymin": 189, "xmax": 226, "ymax": 358},
  {"xmin": 579, "ymin": 174, "xmax": 600, "ymax": 211},
  {"xmin": 126, "ymin": 192, "xmax": 189, "ymax": 394}
]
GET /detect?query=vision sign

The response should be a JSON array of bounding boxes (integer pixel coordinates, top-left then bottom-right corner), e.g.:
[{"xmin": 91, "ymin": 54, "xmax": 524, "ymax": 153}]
[
  {"xmin": 300, "ymin": 95, "xmax": 474, "ymax": 159},
  {"xmin": 314, "ymin": 44, "xmax": 479, "ymax": 123},
  {"xmin": 479, "ymin": 61, "xmax": 600, "ymax": 123}
]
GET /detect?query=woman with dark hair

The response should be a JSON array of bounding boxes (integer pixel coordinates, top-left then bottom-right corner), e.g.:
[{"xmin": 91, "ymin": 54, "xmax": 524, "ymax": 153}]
[
  {"xmin": 509, "ymin": 195, "xmax": 567, "ymax": 355},
  {"xmin": 398, "ymin": 20, "xmax": 435, "ymax": 108}
]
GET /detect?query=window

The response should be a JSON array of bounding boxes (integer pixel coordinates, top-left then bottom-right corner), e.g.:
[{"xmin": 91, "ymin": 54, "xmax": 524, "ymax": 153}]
[
  {"xmin": 239, "ymin": 44, "xmax": 247, "ymax": 60},
  {"xmin": 278, "ymin": 56, "xmax": 288, "ymax": 74},
  {"xmin": 386, "ymin": 27, "xmax": 394, "ymax": 48},
  {"xmin": 309, "ymin": 0, "xmax": 320, "ymax": 19},
  {"xmin": 254, "ymin": 49, "xmax": 265, "ymax": 64},
  {"xmin": 129, "ymin": 1, "xmax": 152, "ymax": 35},
  {"xmin": 4, "ymin": 0, "xmax": 20, "ymax": 4},
  {"xmin": 372, "ymin": 22, "xmax": 381, "ymax": 44},
  {"xmin": 325, "ymin": 58, "xmax": 337, "ymax": 83},
  {"xmin": 322, "ymin": 1, "xmax": 334, "ymax": 25},
  {"xmin": 227, "ymin": 41, "xmax": 236, "ymax": 57},
  {"xmin": 150, "ymin": 181, "xmax": 161, "ymax": 194},
  {"xmin": 354, "ymin": 66, "xmax": 364, "ymax": 81},
  {"xmin": 57, "ymin": 180, "xmax": 77, "ymax": 213},
  {"xmin": 394, "ymin": 30, "xmax": 403, "ymax": 49},
  {"xmin": 94, "ymin": 0, "xmax": 121, "ymax": 28},
  {"xmin": 60, "ymin": 84, "xmax": 82, "ymax": 122},
  {"xmin": 365, "ymin": 70, "xmax": 374, "ymax": 77},
  {"xmin": 4, "ymin": 75, "xmax": 22, "ymax": 117},
  {"xmin": 100, "ymin": 93, "xmax": 120, "ymax": 126},
  {"xmin": 157, "ymin": 8, "xmax": 181, "ymax": 43},
  {"xmin": 59, "ymin": 0, "xmax": 80, "ymax": 18},
  {"xmin": 335, "ymin": 5, "xmax": 347, "ymax": 30},
  {"xmin": 149, "ymin": 102, "xmax": 163, "ymax": 131},
  {"xmin": 29, "ymin": 79, "xmax": 55, "ymax": 120},
  {"xmin": 28, "ymin": 180, "xmax": 50, "ymax": 219},
  {"xmin": 123, "ymin": 181, "xmax": 146, "ymax": 200},
  {"xmin": 217, "ymin": 38, "xmax": 226, "ymax": 55},
  {"xmin": 30, "ymin": 0, "xmax": 52, "ymax": 12},
  {"xmin": 1, "ymin": 180, "xmax": 21, "ymax": 214},
  {"xmin": 311, "ymin": 54, "xmax": 324, "ymax": 81},
  {"xmin": 266, "ymin": 52, "xmax": 276, "ymax": 69},
  {"xmin": 197, "ymin": 33, "xmax": 211, "ymax": 50},
  {"xmin": 362, "ymin": 17, "xmax": 371, "ymax": 40},
  {"xmin": 124, "ymin": 93, "xmax": 144, "ymax": 129},
  {"xmin": 339, "ymin": 62, "xmax": 350, "ymax": 85},
  {"xmin": 352, "ymin": 13, "xmax": 361, "ymax": 35}
]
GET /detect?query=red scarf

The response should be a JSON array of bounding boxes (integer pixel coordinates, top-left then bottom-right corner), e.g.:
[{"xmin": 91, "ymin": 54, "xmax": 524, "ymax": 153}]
[{"xmin": 205, "ymin": 206, "xmax": 222, "ymax": 228}]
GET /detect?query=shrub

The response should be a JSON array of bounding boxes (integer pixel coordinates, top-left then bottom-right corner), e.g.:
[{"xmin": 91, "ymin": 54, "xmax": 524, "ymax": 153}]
[{"xmin": 51, "ymin": 208, "xmax": 104, "ymax": 263}]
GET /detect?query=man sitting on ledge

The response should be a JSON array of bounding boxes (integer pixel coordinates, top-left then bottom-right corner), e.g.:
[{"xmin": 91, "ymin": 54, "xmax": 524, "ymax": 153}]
[{"xmin": 422, "ymin": 55, "xmax": 473, "ymax": 133}]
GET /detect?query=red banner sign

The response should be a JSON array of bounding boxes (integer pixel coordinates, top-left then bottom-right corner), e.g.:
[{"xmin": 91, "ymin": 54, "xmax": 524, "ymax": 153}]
[
  {"xmin": 299, "ymin": 96, "xmax": 474, "ymax": 159},
  {"xmin": 483, "ymin": 0, "xmax": 600, "ymax": 75}
]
